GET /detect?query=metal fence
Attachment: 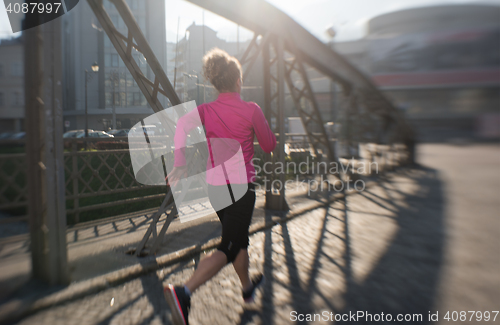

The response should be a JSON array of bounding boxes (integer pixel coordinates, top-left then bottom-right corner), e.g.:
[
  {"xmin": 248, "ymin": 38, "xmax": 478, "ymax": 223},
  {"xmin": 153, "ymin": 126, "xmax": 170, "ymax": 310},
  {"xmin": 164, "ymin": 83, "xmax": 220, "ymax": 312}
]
[
  {"xmin": 0, "ymin": 151, "xmax": 27, "ymax": 224},
  {"xmin": 0, "ymin": 134, "xmax": 408, "ymax": 226},
  {"xmin": 0, "ymin": 137, "xmax": 261, "ymax": 225},
  {"xmin": 0, "ymin": 137, "xmax": 167, "ymax": 225}
]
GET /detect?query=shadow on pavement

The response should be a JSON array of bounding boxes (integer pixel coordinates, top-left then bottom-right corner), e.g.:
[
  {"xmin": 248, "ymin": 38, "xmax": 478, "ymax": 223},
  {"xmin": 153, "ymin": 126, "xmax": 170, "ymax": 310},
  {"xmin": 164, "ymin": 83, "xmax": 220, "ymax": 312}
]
[
  {"xmin": 1, "ymin": 166, "xmax": 445, "ymax": 325},
  {"xmin": 338, "ymin": 167, "xmax": 444, "ymax": 324},
  {"xmin": 239, "ymin": 166, "xmax": 444, "ymax": 325}
]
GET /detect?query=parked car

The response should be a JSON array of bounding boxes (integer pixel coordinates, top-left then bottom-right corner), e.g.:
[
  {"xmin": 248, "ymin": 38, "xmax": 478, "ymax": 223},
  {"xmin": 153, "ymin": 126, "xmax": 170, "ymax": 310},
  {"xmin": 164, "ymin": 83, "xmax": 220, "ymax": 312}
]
[
  {"xmin": 0, "ymin": 132, "xmax": 15, "ymax": 140},
  {"xmin": 108, "ymin": 129, "xmax": 130, "ymax": 137},
  {"xmin": 95, "ymin": 131, "xmax": 114, "ymax": 138},
  {"xmin": 10, "ymin": 132, "xmax": 26, "ymax": 139},
  {"xmin": 63, "ymin": 129, "xmax": 93, "ymax": 138},
  {"xmin": 76, "ymin": 131, "xmax": 114, "ymax": 138}
]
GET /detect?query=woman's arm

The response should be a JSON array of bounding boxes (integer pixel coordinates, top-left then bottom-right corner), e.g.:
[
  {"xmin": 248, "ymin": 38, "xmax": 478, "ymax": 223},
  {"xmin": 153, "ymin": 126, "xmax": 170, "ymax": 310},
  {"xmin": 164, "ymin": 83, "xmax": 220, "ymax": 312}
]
[
  {"xmin": 252, "ymin": 105, "xmax": 276, "ymax": 153},
  {"xmin": 173, "ymin": 106, "xmax": 204, "ymax": 167},
  {"xmin": 167, "ymin": 106, "xmax": 204, "ymax": 186}
]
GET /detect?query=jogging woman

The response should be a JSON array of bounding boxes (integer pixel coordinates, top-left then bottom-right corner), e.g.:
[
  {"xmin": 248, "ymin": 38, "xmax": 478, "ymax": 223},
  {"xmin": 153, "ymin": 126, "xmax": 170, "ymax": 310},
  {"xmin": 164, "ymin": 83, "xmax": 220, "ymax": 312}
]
[{"xmin": 164, "ymin": 48, "xmax": 276, "ymax": 325}]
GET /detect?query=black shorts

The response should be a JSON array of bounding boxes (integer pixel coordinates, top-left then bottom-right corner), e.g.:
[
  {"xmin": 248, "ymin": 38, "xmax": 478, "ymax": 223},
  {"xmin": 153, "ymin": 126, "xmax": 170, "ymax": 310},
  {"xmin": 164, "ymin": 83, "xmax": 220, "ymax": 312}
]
[{"xmin": 208, "ymin": 183, "xmax": 256, "ymax": 263}]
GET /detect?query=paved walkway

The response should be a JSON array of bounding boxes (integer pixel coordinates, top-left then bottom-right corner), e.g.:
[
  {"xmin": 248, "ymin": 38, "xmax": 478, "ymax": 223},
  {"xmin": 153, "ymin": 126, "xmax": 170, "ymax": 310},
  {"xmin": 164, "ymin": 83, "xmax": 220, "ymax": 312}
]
[
  {"xmin": 0, "ymin": 183, "xmax": 314, "ymax": 301},
  {"xmin": 2, "ymin": 144, "xmax": 499, "ymax": 324}
]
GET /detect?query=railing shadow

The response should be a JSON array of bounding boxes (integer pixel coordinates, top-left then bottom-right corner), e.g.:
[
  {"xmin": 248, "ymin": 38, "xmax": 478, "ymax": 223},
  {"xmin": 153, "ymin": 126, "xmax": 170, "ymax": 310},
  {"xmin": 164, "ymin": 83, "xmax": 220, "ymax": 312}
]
[
  {"xmin": 338, "ymin": 167, "xmax": 444, "ymax": 324},
  {"xmin": 1, "ymin": 166, "xmax": 444, "ymax": 324},
  {"xmin": 239, "ymin": 165, "xmax": 444, "ymax": 324}
]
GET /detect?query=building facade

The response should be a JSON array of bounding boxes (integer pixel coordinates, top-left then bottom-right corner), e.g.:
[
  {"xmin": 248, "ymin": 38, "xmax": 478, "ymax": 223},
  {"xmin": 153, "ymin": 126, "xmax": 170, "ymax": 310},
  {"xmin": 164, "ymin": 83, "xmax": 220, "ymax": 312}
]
[
  {"xmin": 62, "ymin": 0, "xmax": 167, "ymax": 132},
  {"xmin": 0, "ymin": 37, "xmax": 24, "ymax": 133},
  {"xmin": 331, "ymin": 4, "xmax": 500, "ymax": 140}
]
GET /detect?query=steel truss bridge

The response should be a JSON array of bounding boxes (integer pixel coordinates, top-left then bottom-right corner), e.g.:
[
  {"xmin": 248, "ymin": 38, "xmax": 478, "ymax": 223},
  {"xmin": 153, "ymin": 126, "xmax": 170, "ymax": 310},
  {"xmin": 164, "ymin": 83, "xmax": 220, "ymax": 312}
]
[{"xmin": 87, "ymin": 0, "xmax": 414, "ymax": 257}]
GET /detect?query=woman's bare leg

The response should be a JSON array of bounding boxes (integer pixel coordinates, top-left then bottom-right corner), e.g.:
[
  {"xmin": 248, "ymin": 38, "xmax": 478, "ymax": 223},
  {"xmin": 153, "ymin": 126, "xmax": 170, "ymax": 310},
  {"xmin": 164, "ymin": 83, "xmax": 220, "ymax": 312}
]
[
  {"xmin": 232, "ymin": 249, "xmax": 251, "ymax": 290},
  {"xmin": 184, "ymin": 250, "xmax": 227, "ymax": 293}
]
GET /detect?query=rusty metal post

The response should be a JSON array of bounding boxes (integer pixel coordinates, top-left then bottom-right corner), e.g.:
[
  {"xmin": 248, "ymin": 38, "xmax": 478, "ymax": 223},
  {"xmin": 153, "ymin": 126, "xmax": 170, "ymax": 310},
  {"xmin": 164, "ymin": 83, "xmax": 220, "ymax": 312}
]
[
  {"xmin": 275, "ymin": 38, "xmax": 286, "ymax": 210},
  {"xmin": 71, "ymin": 141, "xmax": 79, "ymax": 224},
  {"xmin": 262, "ymin": 39, "xmax": 273, "ymax": 200},
  {"xmin": 42, "ymin": 17, "xmax": 70, "ymax": 284},
  {"xmin": 25, "ymin": 10, "xmax": 46, "ymax": 284},
  {"xmin": 263, "ymin": 37, "xmax": 287, "ymax": 211},
  {"xmin": 25, "ymin": 15, "xmax": 69, "ymax": 285}
]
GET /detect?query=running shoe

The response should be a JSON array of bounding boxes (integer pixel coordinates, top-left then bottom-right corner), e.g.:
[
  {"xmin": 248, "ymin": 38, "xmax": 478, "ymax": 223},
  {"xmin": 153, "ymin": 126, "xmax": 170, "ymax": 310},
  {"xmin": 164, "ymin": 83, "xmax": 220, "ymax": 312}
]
[
  {"xmin": 164, "ymin": 285, "xmax": 191, "ymax": 325},
  {"xmin": 243, "ymin": 274, "xmax": 265, "ymax": 303}
]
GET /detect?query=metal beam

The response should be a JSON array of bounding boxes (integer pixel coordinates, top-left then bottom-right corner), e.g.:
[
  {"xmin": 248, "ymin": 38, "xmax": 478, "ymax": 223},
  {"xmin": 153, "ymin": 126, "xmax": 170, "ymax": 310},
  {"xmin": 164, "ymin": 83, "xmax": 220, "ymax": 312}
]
[
  {"xmin": 262, "ymin": 37, "xmax": 287, "ymax": 210},
  {"xmin": 186, "ymin": 0, "xmax": 413, "ymax": 139},
  {"xmin": 25, "ymin": 15, "xmax": 69, "ymax": 285},
  {"xmin": 87, "ymin": 0, "xmax": 415, "ymax": 256},
  {"xmin": 87, "ymin": 0, "xmax": 178, "ymax": 111},
  {"xmin": 241, "ymin": 32, "xmax": 271, "ymax": 82},
  {"xmin": 109, "ymin": 0, "xmax": 179, "ymax": 107},
  {"xmin": 275, "ymin": 38, "xmax": 286, "ymax": 210},
  {"xmin": 87, "ymin": 0, "xmax": 185, "ymax": 256}
]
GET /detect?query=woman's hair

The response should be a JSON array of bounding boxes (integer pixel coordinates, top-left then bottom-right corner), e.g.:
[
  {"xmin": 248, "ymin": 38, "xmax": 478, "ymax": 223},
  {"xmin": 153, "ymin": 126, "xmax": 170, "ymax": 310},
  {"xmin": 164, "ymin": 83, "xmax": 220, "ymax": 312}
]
[{"xmin": 202, "ymin": 48, "xmax": 242, "ymax": 92}]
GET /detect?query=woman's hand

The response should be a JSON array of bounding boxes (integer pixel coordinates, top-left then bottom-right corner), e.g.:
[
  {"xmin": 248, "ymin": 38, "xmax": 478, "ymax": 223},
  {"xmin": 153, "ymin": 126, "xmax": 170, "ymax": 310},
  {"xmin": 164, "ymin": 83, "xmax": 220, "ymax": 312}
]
[{"xmin": 166, "ymin": 165, "xmax": 188, "ymax": 187}]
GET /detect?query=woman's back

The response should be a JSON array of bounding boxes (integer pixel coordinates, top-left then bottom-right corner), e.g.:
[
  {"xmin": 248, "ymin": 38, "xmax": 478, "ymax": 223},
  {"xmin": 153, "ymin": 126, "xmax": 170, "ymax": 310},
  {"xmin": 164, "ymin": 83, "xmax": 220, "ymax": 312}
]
[{"xmin": 198, "ymin": 92, "xmax": 275, "ymax": 185}]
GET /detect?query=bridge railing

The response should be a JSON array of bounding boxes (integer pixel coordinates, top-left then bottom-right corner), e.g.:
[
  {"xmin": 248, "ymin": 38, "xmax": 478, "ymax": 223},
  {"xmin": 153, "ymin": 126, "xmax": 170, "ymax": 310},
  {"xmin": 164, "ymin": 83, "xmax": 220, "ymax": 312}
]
[
  {"xmin": 0, "ymin": 134, "xmax": 408, "ymax": 227},
  {"xmin": 0, "ymin": 137, "xmax": 164, "ymax": 225},
  {"xmin": 0, "ymin": 150, "xmax": 26, "ymax": 224}
]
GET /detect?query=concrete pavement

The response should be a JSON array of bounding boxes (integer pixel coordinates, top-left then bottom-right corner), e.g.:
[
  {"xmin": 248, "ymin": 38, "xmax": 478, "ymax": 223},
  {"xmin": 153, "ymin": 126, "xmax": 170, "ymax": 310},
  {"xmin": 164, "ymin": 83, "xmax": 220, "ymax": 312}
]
[{"xmin": 1, "ymin": 143, "xmax": 499, "ymax": 324}]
